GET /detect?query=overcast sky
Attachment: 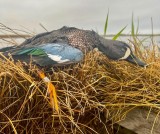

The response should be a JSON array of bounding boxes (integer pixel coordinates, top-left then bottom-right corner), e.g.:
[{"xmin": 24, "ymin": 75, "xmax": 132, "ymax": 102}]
[{"xmin": 0, "ymin": 0, "xmax": 159, "ymax": 34}]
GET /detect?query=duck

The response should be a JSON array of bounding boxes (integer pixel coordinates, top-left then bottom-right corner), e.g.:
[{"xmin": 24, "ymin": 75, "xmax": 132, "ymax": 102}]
[
  {"xmin": 0, "ymin": 26, "xmax": 147, "ymax": 113},
  {"xmin": 0, "ymin": 26, "xmax": 146, "ymax": 67}
]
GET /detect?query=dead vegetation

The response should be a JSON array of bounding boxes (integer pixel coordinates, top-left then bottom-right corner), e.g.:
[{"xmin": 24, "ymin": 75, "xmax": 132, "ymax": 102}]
[{"xmin": 0, "ymin": 24, "xmax": 160, "ymax": 134}]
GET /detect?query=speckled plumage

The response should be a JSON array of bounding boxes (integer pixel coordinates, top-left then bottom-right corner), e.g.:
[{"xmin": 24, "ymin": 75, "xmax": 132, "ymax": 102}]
[{"xmin": 21, "ymin": 26, "xmax": 100, "ymax": 52}]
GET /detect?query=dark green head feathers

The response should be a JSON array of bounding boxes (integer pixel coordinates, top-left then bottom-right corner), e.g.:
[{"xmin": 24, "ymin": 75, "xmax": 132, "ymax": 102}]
[{"xmin": 0, "ymin": 26, "xmax": 146, "ymax": 67}]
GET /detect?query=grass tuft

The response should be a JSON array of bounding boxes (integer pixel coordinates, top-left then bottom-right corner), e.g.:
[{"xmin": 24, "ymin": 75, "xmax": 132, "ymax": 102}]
[
  {"xmin": 104, "ymin": 9, "xmax": 109, "ymax": 36},
  {"xmin": 112, "ymin": 25, "xmax": 127, "ymax": 40},
  {"xmin": 0, "ymin": 24, "xmax": 160, "ymax": 134}
]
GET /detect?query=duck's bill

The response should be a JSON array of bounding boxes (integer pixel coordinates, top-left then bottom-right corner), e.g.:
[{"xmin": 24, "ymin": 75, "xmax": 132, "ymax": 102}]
[{"xmin": 126, "ymin": 54, "xmax": 147, "ymax": 67}]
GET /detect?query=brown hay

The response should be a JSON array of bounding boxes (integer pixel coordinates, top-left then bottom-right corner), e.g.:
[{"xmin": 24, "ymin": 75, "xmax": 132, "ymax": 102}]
[
  {"xmin": 0, "ymin": 24, "xmax": 160, "ymax": 133},
  {"xmin": 0, "ymin": 47, "xmax": 160, "ymax": 133}
]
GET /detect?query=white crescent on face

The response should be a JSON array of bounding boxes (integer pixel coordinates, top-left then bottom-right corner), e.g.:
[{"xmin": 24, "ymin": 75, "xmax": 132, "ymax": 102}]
[{"xmin": 119, "ymin": 47, "xmax": 131, "ymax": 60}]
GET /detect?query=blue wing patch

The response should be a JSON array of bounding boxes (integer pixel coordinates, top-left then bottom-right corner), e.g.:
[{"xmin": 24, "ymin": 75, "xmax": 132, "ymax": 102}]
[{"xmin": 39, "ymin": 43, "xmax": 84, "ymax": 63}]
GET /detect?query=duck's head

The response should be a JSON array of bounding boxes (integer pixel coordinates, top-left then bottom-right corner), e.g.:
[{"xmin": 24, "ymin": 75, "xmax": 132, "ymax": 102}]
[
  {"xmin": 98, "ymin": 37, "xmax": 147, "ymax": 67},
  {"xmin": 124, "ymin": 51, "xmax": 146, "ymax": 67}
]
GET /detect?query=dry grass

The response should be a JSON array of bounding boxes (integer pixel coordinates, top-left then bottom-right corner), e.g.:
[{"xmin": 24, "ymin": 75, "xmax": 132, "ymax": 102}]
[
  {"xmin": 0, "ymin": 47, "xmax": 160, "ymax": 133},
  {"xmin": 0, "ymin": 25, "xmax": 160, "ymax": 133}
]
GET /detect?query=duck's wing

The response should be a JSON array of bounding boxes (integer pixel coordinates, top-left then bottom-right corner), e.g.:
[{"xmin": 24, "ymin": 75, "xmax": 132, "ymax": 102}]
[
  {"xmin": 20, "ymin": 28, "xmax": 69, "ymax": 47},
  {"xmin": 21, "ymin": 31, "xmax": 51, "ymax": 46},
  {"xmin": 1, "ymin": 43, "xmax": 83, "ymax": 67}
]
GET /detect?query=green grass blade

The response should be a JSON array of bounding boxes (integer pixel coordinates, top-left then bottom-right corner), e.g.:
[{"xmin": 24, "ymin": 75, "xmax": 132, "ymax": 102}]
[
  {"xmin": 131, "ymin": 13, "xmax": 135, "ymax": 37},
  {"xmin": 136, "ymin": 17, "xmax": 139, "ymax": 35},
  {"xmin": 104, "ymin": 10, "xmax": 109, "ymax": 35},
  {"xmin": 112, "ymin": 25, "xmax": 127, "ymax": 40},
  {"xmin": 131, "ymin": 13, "xmax": 138, "ymax": 45}
]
